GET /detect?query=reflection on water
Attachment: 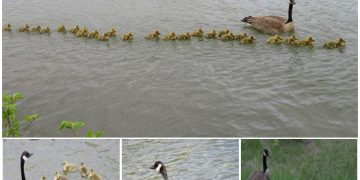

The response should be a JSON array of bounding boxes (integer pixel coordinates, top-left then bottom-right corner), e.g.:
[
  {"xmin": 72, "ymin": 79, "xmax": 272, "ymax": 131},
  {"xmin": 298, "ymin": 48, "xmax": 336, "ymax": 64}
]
[
  {"xmin": 3, "ymin": 139, "xmax": 119, "ymax": 179},
  {"xmin": 3, "ymin": 0, "xmax": 357, "ymax": 137},
  {"xmin": 122, "ymin": 139, "xmax": 239, "ymax": 179}
]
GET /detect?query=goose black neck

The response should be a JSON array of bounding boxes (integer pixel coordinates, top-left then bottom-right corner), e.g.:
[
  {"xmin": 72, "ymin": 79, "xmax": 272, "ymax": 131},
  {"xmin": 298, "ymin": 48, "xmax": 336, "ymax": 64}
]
[
  {"xmin": 161, "ymin": 168, "xmax": 168, "ymax": 180},
  {"xmin": 263, "ymin": 155, "xmax": 268, "ymax": 172},
  {"xmin": 21, "ymin": 159, "xmax": 26, "ymax": 180},
  {"xmin": 287, "ymin": 4, "xmax": 294, "ymax": 23}
]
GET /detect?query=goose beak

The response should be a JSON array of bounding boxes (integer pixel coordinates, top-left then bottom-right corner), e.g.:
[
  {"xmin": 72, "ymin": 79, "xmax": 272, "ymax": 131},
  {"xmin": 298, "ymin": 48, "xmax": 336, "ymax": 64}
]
[
  {"xmin": 29, "ymin": 153, "xmax": 33, "ymax": 157},
  {"xmin": 149, "ymin": 166, "xmax": 155, "ymax": 169}
]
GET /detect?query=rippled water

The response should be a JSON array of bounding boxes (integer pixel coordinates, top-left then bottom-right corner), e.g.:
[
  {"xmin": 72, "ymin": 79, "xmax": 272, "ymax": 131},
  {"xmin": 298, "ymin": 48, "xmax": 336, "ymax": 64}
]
[
  {"xmin": 3, "ymin": 0, "xmax": 357, "ymax": 137},
  {"xmin": 3, "ymin": 139, "xmax": 119, "ymax": 179},
  {"xmin": 122, "ymin": 139, "xmax": 239, "ymax": 179}
]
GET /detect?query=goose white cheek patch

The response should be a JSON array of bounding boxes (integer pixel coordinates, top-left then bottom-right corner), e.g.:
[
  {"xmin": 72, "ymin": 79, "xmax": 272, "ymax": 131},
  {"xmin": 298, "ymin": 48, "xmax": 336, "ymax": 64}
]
[
  {"xmin": 155, "ymin": 164, "xmax": 162, "ymax": 172},
  {"xmin": 22, "ymin": 155, "xmax": 28, "ymax": 161}
]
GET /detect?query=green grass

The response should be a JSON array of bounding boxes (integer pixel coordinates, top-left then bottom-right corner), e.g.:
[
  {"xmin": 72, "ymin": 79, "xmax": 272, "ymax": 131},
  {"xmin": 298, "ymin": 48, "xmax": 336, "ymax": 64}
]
[{"xmin": 241, "ymin": 140, "xmax": 357, "ymax": 180}]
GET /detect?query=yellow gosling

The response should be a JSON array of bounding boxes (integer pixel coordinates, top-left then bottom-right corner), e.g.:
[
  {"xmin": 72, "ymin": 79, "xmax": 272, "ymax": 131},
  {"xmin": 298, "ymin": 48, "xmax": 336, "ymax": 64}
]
[
  {"xmin": 234, "ymin": 33, "xmax": 248, "ymax": 41},
  {"xmin": 324, "ymin": 38, "xmax": 346, "ymax": 49},
  {"xmin": 267, "ymin": 35, "xmax": 282, "ymax": 45},
  {"xmin": 18, "ymin": 24, "xmax": 30, "ymax": 32},
  {"xmin": 122, "ymin": 32, "xmax": 134, "ymax": 41},
  {"xmin": 240, "ymin": 36, "xmax": 256, "ymax": 44},
  {"xmin": 3, "ymin": 24, "xmax": 12, "ymax": 31},
  {"xmin": 205, "ymin": 30, "xmax": 217, "ymax": 39},
  {"xmin": 294, "ymin": 36, "xmax": 315, "ymax": 46},
  {"xmin": 57, "ymin": 25, "xmax": 66, "ymax": 32},
  {"xmin": 284, "ymin": 35, "xmax": 297, "ymax": 45},
  {"xmin": 145, "ymin": 30, "xmax": 161, "ymax": 40},
  {"xmin": 31, "ymin": 25, "xmax": 41, "ymax": 32},
  {"xmin": 218, "ymin": 29, "xmax": 229, "ymax": 38}
]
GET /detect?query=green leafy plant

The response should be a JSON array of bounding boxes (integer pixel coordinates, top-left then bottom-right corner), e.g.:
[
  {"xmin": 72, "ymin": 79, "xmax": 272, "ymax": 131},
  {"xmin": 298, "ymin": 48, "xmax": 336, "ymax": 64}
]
[
  {"xmin": 59, "ymin": 120, "xmax": 104, "ymax": 137},
  {"xmin": 2, "ymin": 92, "xmax": 39, "ymax": 137},
  {"xmin": 86, "ymin": 130, "xmax": 104, "ymax": 137}
]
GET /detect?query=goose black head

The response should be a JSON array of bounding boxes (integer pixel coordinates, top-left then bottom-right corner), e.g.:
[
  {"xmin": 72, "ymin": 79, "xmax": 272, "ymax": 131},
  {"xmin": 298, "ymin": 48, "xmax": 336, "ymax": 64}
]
[
  {"xmin": 21, "ymin": 151, "xmax": 33, "ymax": 161},
  {"xmin": 263, "ymin": 149, "xmax": 270, "ymax": 157},
  {"xmin": 150, "ymin": 161, "xmax": 165, "ymax": 173},
  {"xmin": 290, "ymin": 0, "xmax": 296, "ymax": 5}
]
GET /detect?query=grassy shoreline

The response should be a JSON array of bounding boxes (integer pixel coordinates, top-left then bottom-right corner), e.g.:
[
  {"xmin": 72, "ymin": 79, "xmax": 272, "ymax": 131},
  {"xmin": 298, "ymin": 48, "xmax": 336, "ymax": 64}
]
[{"xmin": 242, "ymin": 139, "xmax": 356, "ymax": 180}]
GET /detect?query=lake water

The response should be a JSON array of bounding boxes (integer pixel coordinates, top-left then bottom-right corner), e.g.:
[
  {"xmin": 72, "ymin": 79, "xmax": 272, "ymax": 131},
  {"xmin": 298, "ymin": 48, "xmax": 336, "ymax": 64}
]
[
  {"xmin": 3, "ymin": 0, "xmax": 357, "ymax": 137},
  {"xmin": 3, "ymin": 139, "xmax": 119, "ymax": 180},
  {"xmin": 122, "ymin": 139, "xmax": 239, "ymax": 179}
]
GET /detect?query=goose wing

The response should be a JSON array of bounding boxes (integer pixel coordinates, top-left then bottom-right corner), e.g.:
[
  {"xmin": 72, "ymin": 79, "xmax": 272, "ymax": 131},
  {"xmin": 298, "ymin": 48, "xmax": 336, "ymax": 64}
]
[
  {"xmin": 264, "ymin": 16, "xmax": 287, "ymax": 23},
  {"xmin": 244, "ymin": 16, "xmax": 284, "ymax": 34}
]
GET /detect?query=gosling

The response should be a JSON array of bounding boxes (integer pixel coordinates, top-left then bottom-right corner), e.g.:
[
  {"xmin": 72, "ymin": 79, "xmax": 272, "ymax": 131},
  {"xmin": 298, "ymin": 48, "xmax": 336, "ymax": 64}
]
[
  {"xmin": 267, "ymin": 35, "xmax": 282, "ymax": 45},
  {"xmin": 31, "ymin": 25, "xmax": 41, "ymax": 32},
  {"xmin": 54, "ymin": 172, "xmax": 68, "ymax": 180},
  {"xmin": 69, "ymin": 25, "xmax": 80, "ymax": 34},
  {"xmin": 234, "ymin": 33, "xmax": 248, "ymax": 41},
  {"xmin": 146, "ymin": 30, "xmax": 161, "ymax": 40},
  {"xmin": 122, "ymin": 32, "xmax": 134, "ymax": 41},
  {"xmin": 284, "ymin": 35, "xmax": 297, "ymax": 45},
  {"xmin": 40, "ymin": 27, "xmax": 50, "ymax": 34},
  {"xmin": 79, "ymin": 162, "xmax": 89, "ymax": 177},
  {"xmin": 324, "ymin": 38, "xmax": 346, "ymax": 49},
  {"xmin": 178, "ymin": 32, "xmax": 191, "ymax": 40},
  {"xmin": 104, "ymin": 28, "xmax": 117, "ymax": 37},
  {"xmin": 18, "ymin": 24, "xmax": 30, "ymax": 32},
  {"xmin": 57, "ymin": 25, "xmax": 66, "ymax": 33},
  {"xmin": 163, "ymin": 32, "xmax": 177, "ymax": 40},
  {"xmin": 294, "ymin": 37, "xmax": 315, "ymax": 46},
  {"xmin": 88, "ymin": 169, "xmax": 102, "ymax": 180},
  {"xmin": 3, "ymin": 24, "xmax": 12, "ymax": 31},
  {"xmin": 88, "ymin": 30, "xmax": 100, "ymax": 38},
  {"xmin": 97, "ymin": 34, "xmax": 110, "ymax": 41},
  {"xmin": 205, "ymin": 30, "xmax": 217, "ymax": 39},
  {"xmin": 221, "ymin": 32, "xmax": 235, "ymax": 41},
  {"xmin": 63, "ymin": 161, "xmax": 77, "ymax": 173},
  {"xmin": 191, "ymin": 28, "xmax": 204, "ymax": 38},
  {"xmin": 240, "ymin": 36, "xmax": 256, "ymax": 44},
  {"xmin": 218, "ymin": 29, "xmax": 230, "ymax": 38}
]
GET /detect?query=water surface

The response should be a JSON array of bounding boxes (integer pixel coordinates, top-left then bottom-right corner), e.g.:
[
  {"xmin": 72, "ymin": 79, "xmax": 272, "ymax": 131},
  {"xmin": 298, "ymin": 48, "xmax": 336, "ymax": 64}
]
[
  {"xmin": 3, "ymin": 139, "xmax": 119, "ymax": 180},
  {"xmin": 3, "ymin": 0, "xmax": 357, "ymax": 137},
  {"xmin": 122, "ymin": 139, "xmax": 239, "ymax": 179}
]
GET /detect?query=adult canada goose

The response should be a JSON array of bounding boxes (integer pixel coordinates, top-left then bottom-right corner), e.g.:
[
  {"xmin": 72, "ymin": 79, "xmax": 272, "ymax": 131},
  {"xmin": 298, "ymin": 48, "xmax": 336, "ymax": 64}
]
[
  {"xmin": 54, "ymin": 172, "xmax": 68, "ymax": 180},
  {"xmin": 80, "ymin": 162, "xmax": 89, "ymax": 177},
  {"xmin": 242, "ymin": 0, "xmax": 296, "ymax": 34},
  {"xmin": 248, "ymin": 149, "xmax": 270, "ymax": 180},
  {"xmin": 150, "ymin": 161, "xmax": 168, "ymax": 180},
  {"xmin": 20, "ymin": 151, "xmax": 33, "ymax": 180},
  {"xmin": 88, "ymin": 169, "xmax": 102, "ymax": 180}
]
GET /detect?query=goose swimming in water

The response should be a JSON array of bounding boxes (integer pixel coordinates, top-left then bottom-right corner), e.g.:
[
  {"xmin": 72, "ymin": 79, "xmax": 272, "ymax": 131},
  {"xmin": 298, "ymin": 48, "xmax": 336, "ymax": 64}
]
[
  {"xmin": 150, "ymin": 161, "xmax": 168, "ymax": 180},
  {"xmin": 248, "ymin": 149, "xmax": 270, "ymax": 180},
  {"xmin": 20, "ymin": 151, "xmax": 33, "ymax": 180},
  {"xmin": 242, "ymin": 0, "xmax": 296, "ymax": 34}
]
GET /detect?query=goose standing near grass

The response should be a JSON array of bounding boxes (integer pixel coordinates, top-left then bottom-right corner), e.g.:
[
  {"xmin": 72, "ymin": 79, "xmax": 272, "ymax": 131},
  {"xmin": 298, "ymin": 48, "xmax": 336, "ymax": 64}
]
[
  {"xmin": 20, "ymin": 151, "xmax": 33, "ymax": 180},
  {"xmin": 248, "ymin": 149, "xmax": 270, "ymax": 180},
  {"xmin": 150, "ymin": 161, "xmax": 168, "ymax": 180},
  {"xmin": 242, "ymin": 0, "xmax": 296, "ymax": 34}
]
